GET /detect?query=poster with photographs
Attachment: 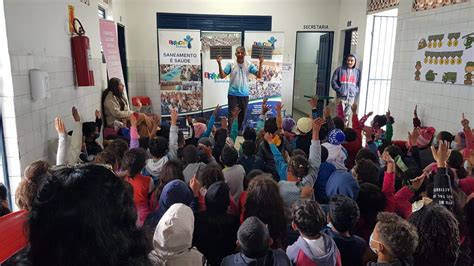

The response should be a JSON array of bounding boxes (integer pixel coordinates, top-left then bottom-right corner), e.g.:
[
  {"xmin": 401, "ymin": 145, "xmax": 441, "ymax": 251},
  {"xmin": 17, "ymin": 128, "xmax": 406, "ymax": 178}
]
[
  {"xmin": 201, "ymin": 31, "xmax": 242, "ymax": 119},
  {"xmin": 415, "ymin": 31, "xmax": 474, "ymax": 86},
  {"xmin": 244, "ymin": 31, "xmax": 284, "ymax": 129},
  {"xmin": 158, "ymin": 29, "xmax": 202, "ymax": 115}
]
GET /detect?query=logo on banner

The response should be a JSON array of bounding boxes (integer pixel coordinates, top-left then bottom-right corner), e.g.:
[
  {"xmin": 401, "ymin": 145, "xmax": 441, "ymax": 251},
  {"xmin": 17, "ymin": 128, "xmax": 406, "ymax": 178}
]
[
  {"xmin": 204, "ymin": 72, "xmax": 229, "ymax": 83},
  {"xmin": 169, "ymin": 35, "xmax": 194, "ymax": 49},
  {"xmin": 253, "ymin": 36, "xmax": 277, "ymax": 48}
]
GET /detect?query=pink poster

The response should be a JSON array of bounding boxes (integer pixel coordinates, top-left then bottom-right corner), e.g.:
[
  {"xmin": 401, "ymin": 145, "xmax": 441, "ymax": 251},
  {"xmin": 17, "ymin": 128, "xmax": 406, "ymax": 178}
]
[{"xmin": 99, "ymin": 19, "xmax": 125, "ymax": 90}]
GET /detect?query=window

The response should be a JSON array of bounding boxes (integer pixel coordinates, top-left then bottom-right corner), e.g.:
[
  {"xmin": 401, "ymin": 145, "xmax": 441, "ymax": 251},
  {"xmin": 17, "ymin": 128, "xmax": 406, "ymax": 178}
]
[{"xmin": 98, "ymin": 6, "xmax": 106, "ymax": 19}]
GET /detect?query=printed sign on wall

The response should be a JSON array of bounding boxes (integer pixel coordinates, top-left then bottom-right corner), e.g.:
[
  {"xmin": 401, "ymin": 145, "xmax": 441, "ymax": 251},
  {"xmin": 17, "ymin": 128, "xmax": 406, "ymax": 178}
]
[
  {"xmin": 415, "ymin": 31, "xmax": 474, "ymax": 86},
  {"xmin": 100, "ymin": 20, "xmax": 126, "ymax": 97},
  {"xmin": 158, "ymin": 29, "xmax": 202, "ymax": 116},
  {"xmin": 244, "ymin": 31, "xmax": 285, "ymax": 128}
]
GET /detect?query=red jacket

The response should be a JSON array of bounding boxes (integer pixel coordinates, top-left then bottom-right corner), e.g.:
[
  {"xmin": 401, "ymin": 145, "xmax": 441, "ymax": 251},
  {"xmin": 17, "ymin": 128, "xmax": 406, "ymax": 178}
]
[
  {"xmin": 382, "ymin": 172, "xmax": 414, "ymax": 219},
  {"xmin": 343, "ymin": 113, "xmax": 366, "ymax": 169}
]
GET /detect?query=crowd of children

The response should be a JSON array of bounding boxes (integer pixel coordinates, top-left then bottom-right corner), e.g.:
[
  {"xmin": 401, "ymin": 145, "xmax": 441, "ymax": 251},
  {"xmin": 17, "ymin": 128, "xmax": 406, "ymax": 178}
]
[{"xmin": 1, "ymin": 79, "xmax": 474, "ymax": 266}]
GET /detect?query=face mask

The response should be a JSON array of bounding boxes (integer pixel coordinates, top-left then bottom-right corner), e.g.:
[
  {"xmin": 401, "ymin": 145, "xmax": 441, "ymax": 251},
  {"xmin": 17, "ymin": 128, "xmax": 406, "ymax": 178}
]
[{"xmin": 369, "ymin": 233, "xmax": 379, "ymax": 254}]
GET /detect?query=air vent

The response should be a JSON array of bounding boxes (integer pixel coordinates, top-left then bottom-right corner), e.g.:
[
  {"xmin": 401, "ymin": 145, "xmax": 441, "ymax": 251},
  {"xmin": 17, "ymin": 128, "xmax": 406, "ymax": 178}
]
[
  {"xmin": 251, "ymin": 45, "xmax": 273, "ymax": 60},
  {"xmin": 210, "ymin": 46, "xmax": 232, "ymax": 59}
]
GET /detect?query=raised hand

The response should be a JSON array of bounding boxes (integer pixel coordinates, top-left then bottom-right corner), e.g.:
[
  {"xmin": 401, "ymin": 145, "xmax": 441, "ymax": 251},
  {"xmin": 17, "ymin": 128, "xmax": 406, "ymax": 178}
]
[
  {"xmin": 308, "ymin": 95, "xmax": 318, "ymax": 109},
  {"xmin": 136, "ymin": 98, "xmax": 143, "ymax": 109},
  {"xmin": 431, "ymin": 140, "xmax": 451, "ymax": 168},
  {"xmin": 186, "ymin": 115, "xmax": 193, "ymax": 125},
  {"xmin": 72, "ymin": 106, "xmax": 80, "ymax": 122},
  {"xmin": 414, "ymin": 105, "xmax": 418, "ymax": 118},
  {"xmin": 408, "ymin": 127, "xmax": 420, "ymax": 146},
  {"xmin": 95, "ymin": 110, "xmax": 101, "ymax": 119},
  {"xmin": 275, "ymin": 102, "xmax": 284, "ymax": 113},
  {"xmin": 189, "ymin": 176, "xmax": 202, "ymax": 197},
  {"xmin": 259, "ymin": 56, "xmax": 264, "ymax": 64},
  {"xmin": 312, "ymin": 117, "xmax": 326, "ymax": 141},
  {"xmin": 264, "ymin": 132, "xmax": 274, "ymax": 144},
  {"xmin": 216, "ymin": 55, "xmax": 222, "ymax": 63},
  {"xmin": 382, "ymin": 151, "xmax": 395, "ymax": 173},
  {"xmin": 55, "ymin": 117, "xmax": 65, "ymax": 134},
  {"xmin": 198, "ymin": 143, "xmax": 212, "ymax": 158},
  {"xmin": 461, "ymin": 113, "xmax": 470, "ymax": 129},
  {"xmin": 351, "ymin": 103, "xmax": 358, "ymax": 113},
  {"xmin": 386, "ymin": 109, "xmax": 391, "ymax": 119},
  {"xmin": 213, "ymin": 104, "xmax": 221, "ymax": 116},
  {"xmin": 367, "ymin": 111, "xmax": 374, "ymax": 117},
  {"xmin": 170, "ymin": 109, "xmax": 178, "ymax": 126},
  {"xmin": 410, "ymin": 173, "xmax": 427, "ymax": 191}
]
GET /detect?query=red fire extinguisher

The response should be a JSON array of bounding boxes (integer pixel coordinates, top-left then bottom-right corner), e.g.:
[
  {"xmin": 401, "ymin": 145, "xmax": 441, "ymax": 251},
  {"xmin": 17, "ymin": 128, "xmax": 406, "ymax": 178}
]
[{"xmin": 71, "ymin": 18, "xmax": 94, "ymax": 86}]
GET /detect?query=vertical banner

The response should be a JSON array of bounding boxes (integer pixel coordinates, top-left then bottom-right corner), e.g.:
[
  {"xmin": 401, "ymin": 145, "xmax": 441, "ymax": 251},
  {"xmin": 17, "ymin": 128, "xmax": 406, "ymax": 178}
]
[
  {"xmin": 244, "ymin": 31, "xmax": 285, "ymax": 128},
  {"xmin": 201, "ymin": 31, "xmax": 242, "ymax": 119},
  {"xmin": 158, "ymin": 29, "xmax": 202, "ymax": 116},
  {"xmin": 99, "ymin": 20, "xmax": 126, "ymax": 94}
]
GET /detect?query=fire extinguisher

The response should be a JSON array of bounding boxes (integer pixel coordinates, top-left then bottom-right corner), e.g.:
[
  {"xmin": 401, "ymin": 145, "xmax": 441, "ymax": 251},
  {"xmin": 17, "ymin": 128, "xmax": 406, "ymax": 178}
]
[{"xmin": 71, "ymin": 18, "xmax": 94, "ymax": 86}]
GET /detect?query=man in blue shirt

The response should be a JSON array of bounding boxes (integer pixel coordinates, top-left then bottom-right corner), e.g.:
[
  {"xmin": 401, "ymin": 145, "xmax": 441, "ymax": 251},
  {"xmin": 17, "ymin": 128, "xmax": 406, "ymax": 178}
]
[{"xmin": 217, "ymin": 46, "xmax": 263, "ymax": 131}]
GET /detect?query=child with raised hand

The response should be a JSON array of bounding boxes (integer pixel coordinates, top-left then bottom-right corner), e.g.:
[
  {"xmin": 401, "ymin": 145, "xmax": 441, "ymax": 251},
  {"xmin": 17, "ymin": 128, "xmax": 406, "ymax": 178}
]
[
  {"xmin": 264, "ymin": 117, "xmax": 325, "ymax": 207},
  {"xmin": 143, "ymin": 108, "xmax": 178, "ymax": 183},
  {"xmin": 55, "ymin": 107, "xmax": 83, "ymax": 165}
]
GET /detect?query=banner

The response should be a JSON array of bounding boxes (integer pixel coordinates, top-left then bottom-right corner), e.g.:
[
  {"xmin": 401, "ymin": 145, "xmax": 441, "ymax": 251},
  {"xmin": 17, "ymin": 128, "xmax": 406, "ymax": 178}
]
[
  {"xmin": 415, "ymin": 31, "xmax": 474, "ymax": 86},
  {"xmin": 158, "ymin": 29, "xmax": 202, "ymax": 116},
  {"xmin": 99, "ymin": 20, "xmax": 126, "ymax": 95},
  {"xmin": 244, "ymin": 31, "xmax": 285, "ymax": 128},
  {"xmin": 201, "ymin": 31, "xmax": 242, "ymax": 119}
]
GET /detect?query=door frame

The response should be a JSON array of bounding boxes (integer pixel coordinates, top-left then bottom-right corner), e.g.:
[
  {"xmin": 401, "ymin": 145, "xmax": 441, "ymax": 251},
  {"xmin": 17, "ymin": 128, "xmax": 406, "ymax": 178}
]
[
  {"xmin": 117, "ymin": 23, "xmax": 128, "ymax": 97},
  {"xmin": 292, "ymin": 31, "xmax": 334, "ymax": 117}
]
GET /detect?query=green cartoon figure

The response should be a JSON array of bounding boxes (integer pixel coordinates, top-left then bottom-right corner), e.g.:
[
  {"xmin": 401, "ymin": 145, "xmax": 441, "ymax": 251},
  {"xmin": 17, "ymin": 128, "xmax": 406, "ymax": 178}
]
[
  {"xmin": 415, "ymin": 61, "xmax": 422, "ymax": 81},
  {"xmin": 465, "ymin": 62, "xmax": 474, "ymax": 85}
]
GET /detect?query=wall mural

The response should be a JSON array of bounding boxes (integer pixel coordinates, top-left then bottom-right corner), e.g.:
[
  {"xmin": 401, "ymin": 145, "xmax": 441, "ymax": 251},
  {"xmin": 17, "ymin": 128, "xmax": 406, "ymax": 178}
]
[{"xmin": 415, "ymin": 31, "xmax": 474, "ymax": 85}]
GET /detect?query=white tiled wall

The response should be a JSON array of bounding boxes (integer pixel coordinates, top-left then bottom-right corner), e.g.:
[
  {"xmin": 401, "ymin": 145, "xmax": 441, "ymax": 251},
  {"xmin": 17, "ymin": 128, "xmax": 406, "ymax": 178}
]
[
  {"xmin": 389, "ymin": 1, "xmax": 474, "ymax": 140},
  {"xmin": 127, "ymin": 59, "xmax": 160, "ymax": 114},
  {"xmin": 6, "ymin": 55, "xmax": 103, "ymax": 200}
]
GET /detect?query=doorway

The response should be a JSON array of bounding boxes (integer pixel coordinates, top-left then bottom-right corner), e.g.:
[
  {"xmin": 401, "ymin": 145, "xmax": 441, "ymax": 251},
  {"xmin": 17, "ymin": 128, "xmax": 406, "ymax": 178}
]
[
  {"xmin": 117, "ymin": 23, "xmax": 128, "ymax": 96},
  {"xmin": 293, "ymin": 31, "xmax": 334, "ymax": 119},
  {"xmin": 342, "ymin": 28, "xmax": 358, "ymax": 65}
]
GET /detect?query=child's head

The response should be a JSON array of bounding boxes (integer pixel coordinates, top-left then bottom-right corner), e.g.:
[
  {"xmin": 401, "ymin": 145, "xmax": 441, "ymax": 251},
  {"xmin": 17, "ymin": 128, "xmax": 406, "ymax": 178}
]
[
  {"xmin": 237, "ymin": 216, "xmax": 272, "ymax": 259},
  {"xmin": 352, "ymin": 159, "xmax": 379, "ymax": 185},
  {"xmin": 282, "ymin": 117, "xmax": 296, "ymax": 133},
  {"xmin": 106, "ymin": 139, "xmax": 129, "ymax": 162},
  {"xmin": 214, "ymin": 128, "xmax": 228, "ymax": 146},
  {"xmin": 160, "ymin": 159, "xmax": 184, "ymax": 184},
  {"xmin": 372, "ymin": 115, "xmax": 394, "ymax": 128},
  {"xmin": 244, "ymin": 170, "xmax": 265, "ymax": 190},
  {"xmin": 82, "ymin": 122, "xmax": 99, "ymax": 140},
  {"xmin": 138, "ymin": 137, "xmax": 150, "ymax": 150},
  {"xmin": 328, "ymin": 195, "xmax": 360, "ymax": 233},
  {"xmin": 356, "ymin": 148, "xmax": 379, "ymax": 165},
  {"xmin": 264, "ymin": 118, "xmax": 278, "ymax": 134},
  {"xmin": 448, "ymin": 150, "xmax": 468, "ymax": 179},
  {"xmin": 321, "ymin": 145, "xmax": 329, "ymax": 163},
  {"xmin": 291, "ymin": 199, "xmax": 326, "ymax": 238},
  {"xmin": 243, "ymin": 127, "xmax": 257, "ymax": 142},
  {"xmin": 149, "ymin": 137, "xmax": 169, "ymax": 158},
  {"xmin": 182, "ymin": 145, "xmax": 199, "ymax": 164},
  {"xmin": 333, "ymin": 117, "xmax": 345, "ymax": 130},
  {"xmin": 372, "ymin": 212, "xmax": 418, "ymax": 261},
  {"xmin": 0, "ymin": 183, "xmax": 8, "ymax": 208},
  {"xmin": 242, "ymin": 140, "xmax": 256, "ymax": 157},
  {"xmin": 197, "ymin": 163, "xmax": 224, "ymax": 189},
  {"xmin": 288, "ymin": 155, "xmax": 310, "ymax": 180},
  {"xmin": 437, "ymin": 131, "xmax": 455, "ymax": 144},
  {"xmin": 221, "ymin": 145, "xmax": 238, "ymax": 167},
  {"xmin": 16, "ymin": 161, "xmax": 50, "ymax": 211},
  {"xmin": 328, "ymin": 129, "xmax": 346, "ymax": 145},
  {"xmin": 343, "ymin": 128, "xmax": 357, "ymax": 142},
  {"xmin": 291, "ymin": 149, "xmax": 307, "ymax": 158},
  {"xmin": 122, "ymin": 148, "xmax": 148, "ymax": 177},
  {"xmin": 94, "ymin": 150, "xmax": 119, "ymax": 170}
]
